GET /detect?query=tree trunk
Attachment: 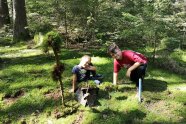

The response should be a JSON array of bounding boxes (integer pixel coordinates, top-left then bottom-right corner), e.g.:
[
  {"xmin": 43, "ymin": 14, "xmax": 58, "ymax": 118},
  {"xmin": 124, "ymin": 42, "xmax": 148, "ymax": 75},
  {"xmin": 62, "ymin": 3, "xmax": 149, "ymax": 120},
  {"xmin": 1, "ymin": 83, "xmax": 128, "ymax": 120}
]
[
  {"xmin": 0, "ymin": 0, "xmax": 10, "ymax": 28},
  {"xmin": 152, "ymin": 31, "xmax": 157, "ymax": 63},
  {"xmin": 64, "ymin": 9, "xmax": 68, "ymax": 48},
  {"xmin": 10, "ymin": 0, "xmax": 13, "ymax": 23},
  {"xmin": 52, "ymin": 47, "xmax": 60, "ymax": 65},
  {"xmin": 12, "ymin": 0, "xmax": 29, "ymax": 41},
  {"xmin": 52, "ymin": 47, "xmax": 65, "ymax": 106},
  {"xmin": 59, "ymin": 79, "xmax": 65, "ymax": 106}
]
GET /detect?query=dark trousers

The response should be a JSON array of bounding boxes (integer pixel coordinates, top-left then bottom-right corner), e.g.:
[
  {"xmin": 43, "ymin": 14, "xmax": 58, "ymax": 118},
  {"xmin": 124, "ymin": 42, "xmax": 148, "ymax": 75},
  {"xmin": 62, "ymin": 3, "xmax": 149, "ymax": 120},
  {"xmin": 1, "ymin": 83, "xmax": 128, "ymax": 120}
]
[
  {"xmin": 85, "ymin": 63, "xmax": 96, "ymax": 79},
  {"xmin": 86, "ymin": 70, "xmax": 96, "ymax": 79},
  {"xmin": 130, "ymin": 64, "xmax": 147, "ymax": 87}
]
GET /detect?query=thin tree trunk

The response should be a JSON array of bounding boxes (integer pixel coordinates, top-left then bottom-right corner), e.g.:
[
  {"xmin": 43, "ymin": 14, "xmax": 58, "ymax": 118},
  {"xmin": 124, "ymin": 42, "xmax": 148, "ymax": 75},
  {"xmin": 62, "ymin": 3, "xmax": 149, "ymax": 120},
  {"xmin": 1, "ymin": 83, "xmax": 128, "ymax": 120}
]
[
  {"xmin": 181, "ymin": 27, "xmax": 186, "ymax": 50},
  {"xmin": 152, "ymin": 31, "xmax": 156, "ymax": 62},
  {"xmin": 52, "ymin": 48, "xmax": 60, "ymax": 65},
  {"xmin": 59, "ymin": 79, "xmax": 65, "ymax": 106},
  {"xmin": 64, "ymin": 8, "xmax": 68, "ymax": 48},
  {"xmin": 12, "ymin": 0, "xmax": 29, "ymax": 41},
  {"xmin": 0, "ymin": 0, "xmax": 10, "ymax": 28},
  {"xmin": 52, "ymin": 47, "xmax": 65, "ymax": 106},
  {"xmin": 10, "ymin": 0, "xmax": 13, "ymax": 23}
]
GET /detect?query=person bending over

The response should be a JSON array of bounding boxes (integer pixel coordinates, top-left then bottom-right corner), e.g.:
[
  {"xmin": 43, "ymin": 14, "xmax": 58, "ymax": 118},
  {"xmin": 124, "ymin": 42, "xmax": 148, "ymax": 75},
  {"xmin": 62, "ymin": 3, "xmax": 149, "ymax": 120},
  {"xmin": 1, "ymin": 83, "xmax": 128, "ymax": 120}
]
[{"xmin": 107, "ymin": 43, "xmax": 148, "ymax": 93}]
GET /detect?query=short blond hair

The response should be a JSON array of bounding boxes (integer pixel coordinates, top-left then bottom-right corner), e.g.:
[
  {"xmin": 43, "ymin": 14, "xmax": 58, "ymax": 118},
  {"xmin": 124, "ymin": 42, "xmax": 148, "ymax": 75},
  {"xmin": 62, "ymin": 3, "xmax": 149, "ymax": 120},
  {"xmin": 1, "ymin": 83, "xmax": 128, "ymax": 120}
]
[{"xmin": 81, "ymin": 55, "xmax": 91, "ymax": 62}]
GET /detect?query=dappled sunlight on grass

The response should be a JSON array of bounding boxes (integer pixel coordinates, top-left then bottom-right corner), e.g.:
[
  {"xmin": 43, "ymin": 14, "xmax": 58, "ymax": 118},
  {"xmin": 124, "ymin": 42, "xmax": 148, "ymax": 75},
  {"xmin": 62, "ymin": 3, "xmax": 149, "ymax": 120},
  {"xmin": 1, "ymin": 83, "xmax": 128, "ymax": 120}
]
[
  {"xmin": 63, "ymin": 59, "xmax": 80, "ymax": 66},
  {"xmin": 0, "ymin": 45, "xmax": 186, "ymax": 123},
  {"xmin": 1, "ymin": 49, "xmax": 43, "ymax": 58},
  {"xmin": 0, "ymin": 45, "xmax": 27, "ymax": 55},
  {"xmin": 61, "ymin": 49, "xmax": 89, "ymax": 60},
  {"xmin": 5, "ymin": 64, "xmax": 46, "ymax": 72},
  {"xmin": 80, "ymin": 103, "xmax": 146, "ymax": 124},
  {"xmin": 143, "ymin": 101, "xmax": 184, "ymax": 123},
  {"xmin": 148, "ymin": 68, "xmax": 185, "ymax": 83},
  {"xmin": 8, "ymin": 78, "xmax": 56, "ymax": 90},
  {"xmin": 169, "ymin": 90, "xmax": 186, "ymax": 104},
  {"xmin": 1, "ymin": 91, "xmax": 55, "ymax": 120},
  {"xmin": 92, "ymin": 57, "xmax": 112, "ymax": 65},
  {"xmin": 154, "ymin": 76, "xmax": 183, "ymax": 84},
  {"xmin": 169, "ymin": 84, "xmax": 186, "ymax": 91}
]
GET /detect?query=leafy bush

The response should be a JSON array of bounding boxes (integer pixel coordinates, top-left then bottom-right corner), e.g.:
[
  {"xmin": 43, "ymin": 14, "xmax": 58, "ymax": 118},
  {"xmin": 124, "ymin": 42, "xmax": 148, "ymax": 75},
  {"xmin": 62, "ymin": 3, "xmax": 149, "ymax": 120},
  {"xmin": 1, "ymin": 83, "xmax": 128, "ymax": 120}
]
[
  {"xmin": 160, "ymin": 37, "xmax": 180, "ymax": 50},
  {"xmin": 122, "ymin": 12, "xmax": 138, "ymax": 22},
  {"xmin": 78, "ymin": 80, "xmax": 97, "ymax": 89},
  {"xmin": 28, "ymin": 15, "xmax": 53, "ymax": 36},
  {"xmin": 42, "ymin": 31, "xmax": 62, "ymax": 53},
  {"xmin": 33, "ymin": 33, "xmax": 44, "ymax": 47},
  {"xmin": 154, "ymin": 57, "xmax": 186, "ymax": 75},
  {"xmin": 99, "ymin": 82, "xmax": 118, "ymax": 91}
]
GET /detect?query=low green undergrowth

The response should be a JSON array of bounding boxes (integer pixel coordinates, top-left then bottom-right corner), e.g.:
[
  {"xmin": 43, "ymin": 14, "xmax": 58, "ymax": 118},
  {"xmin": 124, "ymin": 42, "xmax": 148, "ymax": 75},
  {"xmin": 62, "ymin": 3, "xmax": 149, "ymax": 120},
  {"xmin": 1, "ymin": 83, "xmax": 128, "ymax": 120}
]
[{"xmin": 0, "ymin": 44, "xmax": 186, "ymax": 124}]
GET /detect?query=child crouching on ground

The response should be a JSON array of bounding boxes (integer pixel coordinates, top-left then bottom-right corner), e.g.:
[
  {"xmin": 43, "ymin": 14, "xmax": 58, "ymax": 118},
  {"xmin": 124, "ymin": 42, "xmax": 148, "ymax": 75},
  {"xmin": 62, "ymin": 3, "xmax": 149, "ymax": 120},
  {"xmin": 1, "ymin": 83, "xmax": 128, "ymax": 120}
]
[{"xmin": 70, "ymin": 55, "xmax": 103, "ymax": 93}]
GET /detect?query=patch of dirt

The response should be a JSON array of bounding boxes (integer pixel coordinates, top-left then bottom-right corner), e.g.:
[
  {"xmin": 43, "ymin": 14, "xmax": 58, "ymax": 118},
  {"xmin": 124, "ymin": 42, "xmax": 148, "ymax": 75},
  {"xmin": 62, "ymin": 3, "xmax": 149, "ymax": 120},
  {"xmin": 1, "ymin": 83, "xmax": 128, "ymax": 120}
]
[
  {"xmin": 3, "ymin": 98, "xmax": 17, "ymax": 105},
  {"xmin": 2, "ymin": 89, "xmax": 25, "ymax": 105},
  {"xmin": 13, "ymin": 89, "xmax": 24, "ymax": 97},
  {"xmin": 145, "ymin": 100, "xmax": 175, "ymax": 119},
  {"xmin": 72, "ymin": 110, "xmax": 84, "ymax": 124},
  {"xmin": 54, "ymin": 109, "xmax": 63, "ymax": 119},
  {"xmin": 44, "ymin": 90, "xmax": 61, "ymax": 100},
  {"xmin": 53, "ymin": 106, "xmax": 79, "ymax": 119}
]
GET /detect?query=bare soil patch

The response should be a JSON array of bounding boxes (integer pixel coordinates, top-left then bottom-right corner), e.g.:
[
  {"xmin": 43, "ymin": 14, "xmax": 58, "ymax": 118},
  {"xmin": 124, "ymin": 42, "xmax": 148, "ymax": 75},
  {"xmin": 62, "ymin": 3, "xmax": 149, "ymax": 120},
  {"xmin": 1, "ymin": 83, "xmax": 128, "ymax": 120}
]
[{"xmin": 2, "ymin": 89, "xmax": 24, "ymax": 105}]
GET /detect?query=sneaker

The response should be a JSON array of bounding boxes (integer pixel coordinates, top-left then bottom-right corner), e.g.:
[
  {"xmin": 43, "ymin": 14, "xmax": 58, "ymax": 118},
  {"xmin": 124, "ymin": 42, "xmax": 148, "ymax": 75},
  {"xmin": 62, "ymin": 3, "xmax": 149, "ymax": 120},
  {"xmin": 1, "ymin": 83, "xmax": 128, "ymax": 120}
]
[
  {"xmin": 96, "ymin": 74, "xmax": 102, "ymax": 77},
  {"xmin": 96, "ymin": 74, "xmax": 103, "ymax": 79},
  {"xmin": 94, "ymin": 80, "xmax": 100, "ymax": 85}
]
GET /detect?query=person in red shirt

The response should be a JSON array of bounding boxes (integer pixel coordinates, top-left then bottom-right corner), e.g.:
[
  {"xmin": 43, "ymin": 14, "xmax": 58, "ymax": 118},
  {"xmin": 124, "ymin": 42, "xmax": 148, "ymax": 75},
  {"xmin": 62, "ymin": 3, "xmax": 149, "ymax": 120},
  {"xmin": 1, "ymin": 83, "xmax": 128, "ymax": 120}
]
[{"xmin": 107, "ymin": 43, "xmax": 148, "ymax": 91}]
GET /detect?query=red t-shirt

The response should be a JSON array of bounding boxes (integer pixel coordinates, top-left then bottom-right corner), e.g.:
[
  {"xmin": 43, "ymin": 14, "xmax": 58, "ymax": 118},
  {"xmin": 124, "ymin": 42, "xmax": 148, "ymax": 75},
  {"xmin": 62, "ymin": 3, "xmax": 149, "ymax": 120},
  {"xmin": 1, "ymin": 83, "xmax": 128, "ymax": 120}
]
[{"xmin": 114, "ymin": 50, "xmax": 148, "ymax": 73}]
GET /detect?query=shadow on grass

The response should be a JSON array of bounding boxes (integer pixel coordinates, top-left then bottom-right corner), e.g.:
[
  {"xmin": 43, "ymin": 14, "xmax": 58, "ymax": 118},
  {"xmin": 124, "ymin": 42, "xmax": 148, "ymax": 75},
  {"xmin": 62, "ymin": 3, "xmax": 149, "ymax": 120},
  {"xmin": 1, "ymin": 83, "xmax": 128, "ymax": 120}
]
[
  {"xmin": 0, "ymin": 97, "xmax": 60, "ymax": 122},
  {"xmin": 0, "ymin": 94, "xmax": 80, "ymax": 123},
  {"xmin": 143, "ymin": 79, "xmax": 167, "ymax": 92},
  {"xmin": 90, "ymin": 107, "xmax": 184, "ymax": 124},
  {"xmin": 90, "ymin": 108, "xmax": 146, "ymax": 124},
  {"xmin": 115, "ymin": 96, "xmax": 128, "ymax": 100},
  {"xmin": 1, "ymin": 54, "xmax": 54, "ymax": 70},
  {"xmin": 1, "ymin": 48, "xmax": 108, "ymax": 69},
  {"xmin": 98, "ymin": 89, "xmax": 110, "ymax": 100},
  {"xmin": 0, "ymin": 69, "xmax": 52, "ymax": 94},
  {"xmin": 0, "ymin": 38, "xmax": 14, "ymax": 46},
  {"xmin": 93, "ymin": 99, "xmax": 102, "ymax": 107},
  {"xmin": 1, "ymin": 69, "xmax": 49, "ymax": 81},
  {"xmin": 117, "ymin": 86, "xmax": 136, "ymax": 92}
]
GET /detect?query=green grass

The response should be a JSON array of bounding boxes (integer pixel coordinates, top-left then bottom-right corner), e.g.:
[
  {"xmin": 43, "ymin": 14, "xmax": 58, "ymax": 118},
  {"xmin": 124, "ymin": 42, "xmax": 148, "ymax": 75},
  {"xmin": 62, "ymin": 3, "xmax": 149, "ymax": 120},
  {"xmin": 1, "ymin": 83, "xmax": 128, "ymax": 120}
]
[{"xmin": 0, "ymin": 44, "xmax": 186, "ymax": 124}]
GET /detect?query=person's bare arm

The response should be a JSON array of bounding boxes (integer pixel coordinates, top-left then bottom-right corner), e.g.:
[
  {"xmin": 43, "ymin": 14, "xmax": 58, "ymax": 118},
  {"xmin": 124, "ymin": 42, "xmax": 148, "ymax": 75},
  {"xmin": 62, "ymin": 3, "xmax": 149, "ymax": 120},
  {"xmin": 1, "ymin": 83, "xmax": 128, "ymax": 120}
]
[
  {"xmin": 84, "ymin": 65, "xmax": 96, "ymax": 71},
  {"xmin": 71, "ymin": 74, "xmax": 77, "ymax": 92},
  {"xmin": 126, "ymin": 62, "xmax": 141, "ymax": 77},
  {"xmin": 113, "ymin": 72, "xmax": 118, "ymax": 85}
]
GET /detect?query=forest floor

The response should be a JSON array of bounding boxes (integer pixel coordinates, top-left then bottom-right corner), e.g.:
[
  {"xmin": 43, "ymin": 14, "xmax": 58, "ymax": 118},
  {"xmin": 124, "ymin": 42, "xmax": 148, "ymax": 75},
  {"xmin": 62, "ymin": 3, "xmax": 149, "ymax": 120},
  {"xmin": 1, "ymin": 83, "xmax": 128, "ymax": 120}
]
[{"xmin": 0, "ymin": 43, "xmax": 186, "ymax": 124}]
